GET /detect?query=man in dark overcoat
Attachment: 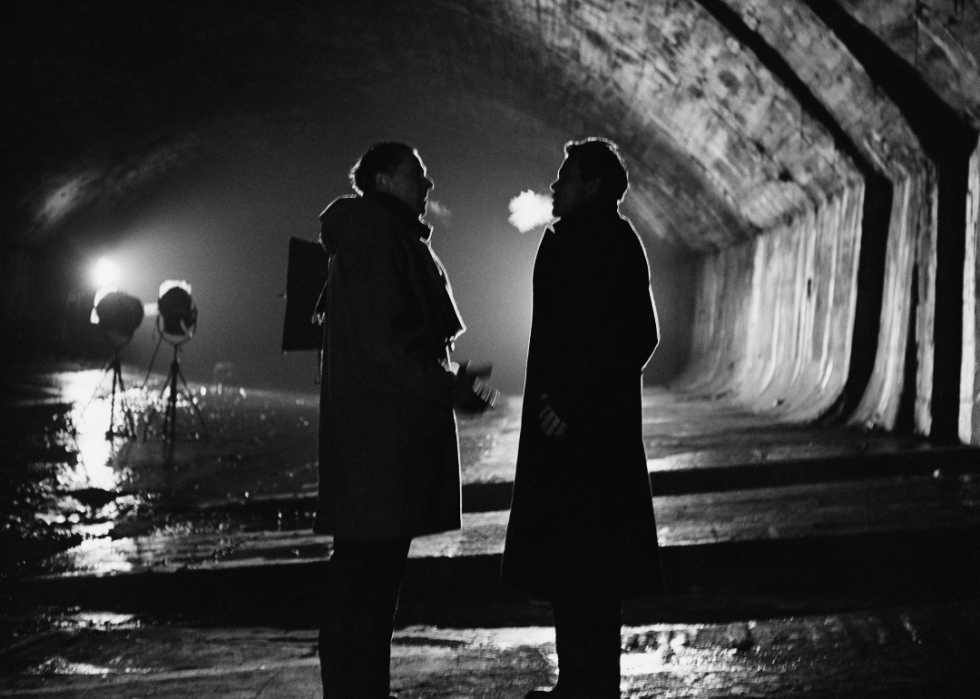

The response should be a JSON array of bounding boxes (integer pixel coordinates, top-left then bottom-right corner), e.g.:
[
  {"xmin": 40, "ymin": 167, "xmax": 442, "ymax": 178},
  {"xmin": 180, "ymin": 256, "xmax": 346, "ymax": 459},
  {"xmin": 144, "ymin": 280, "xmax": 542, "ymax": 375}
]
[
  {"xmin": 314, "ymin": 142, "xmax": 486, "ymax": 699},
  {"xmin": 502, "ymin": 138, "xmax": 663, "ymax": 699}
]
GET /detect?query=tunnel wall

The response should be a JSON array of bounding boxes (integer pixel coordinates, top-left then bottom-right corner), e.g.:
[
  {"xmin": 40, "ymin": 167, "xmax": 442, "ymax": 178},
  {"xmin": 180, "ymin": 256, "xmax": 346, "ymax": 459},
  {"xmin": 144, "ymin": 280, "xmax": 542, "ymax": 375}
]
[
  {"xmin": 674, "ymin": 185, "xmax": 864, "ymax": 421},
  {"xmin": 961, "ymin": 141, "xmax": 980, "ymax": 443},
  {"xmin": 848, "ymin": 170, "xmax": 934, "ymax": 431}
]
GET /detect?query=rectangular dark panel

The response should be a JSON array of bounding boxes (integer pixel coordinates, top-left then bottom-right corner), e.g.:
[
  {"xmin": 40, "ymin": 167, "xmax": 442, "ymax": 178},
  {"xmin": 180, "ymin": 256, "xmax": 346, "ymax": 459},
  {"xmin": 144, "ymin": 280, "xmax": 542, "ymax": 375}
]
[{"xmin": 281, "ymin": 237, "xmax": 328, "ymax": 352}]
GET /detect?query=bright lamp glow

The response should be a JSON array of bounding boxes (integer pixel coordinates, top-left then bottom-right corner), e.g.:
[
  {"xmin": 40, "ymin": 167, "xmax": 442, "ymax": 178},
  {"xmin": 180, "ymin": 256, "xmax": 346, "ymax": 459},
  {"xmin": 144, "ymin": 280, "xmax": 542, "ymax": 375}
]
[{"xmin": 91, "ymin": 257, "xmax": 121, "ymax": 289}]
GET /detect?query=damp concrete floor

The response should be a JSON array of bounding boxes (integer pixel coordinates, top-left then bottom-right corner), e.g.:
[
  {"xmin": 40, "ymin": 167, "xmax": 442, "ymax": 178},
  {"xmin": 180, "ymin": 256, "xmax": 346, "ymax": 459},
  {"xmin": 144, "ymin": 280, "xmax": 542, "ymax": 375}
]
[{"xmin": 1, "ymin": 363, "xmax": 979, "ymax": 697}]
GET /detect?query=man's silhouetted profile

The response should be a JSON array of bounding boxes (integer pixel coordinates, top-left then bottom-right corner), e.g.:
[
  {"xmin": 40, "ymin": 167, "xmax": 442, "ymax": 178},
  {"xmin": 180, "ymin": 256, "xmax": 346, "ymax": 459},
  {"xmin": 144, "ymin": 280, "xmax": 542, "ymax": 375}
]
[{"xmin": 503, "ymin": 138, "xmax": 663, "ymax": 699}]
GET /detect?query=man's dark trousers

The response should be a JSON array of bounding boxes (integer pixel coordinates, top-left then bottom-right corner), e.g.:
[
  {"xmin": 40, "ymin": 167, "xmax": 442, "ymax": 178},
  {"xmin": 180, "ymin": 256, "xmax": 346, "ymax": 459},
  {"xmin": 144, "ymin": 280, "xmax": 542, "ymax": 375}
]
[
  {"xmin": 319, "ymin": 537, "xmax": 412, "ymax": 699},
  {"xmin": 552, "ymin": 594, "xmax": 622, "ymax": 698}
]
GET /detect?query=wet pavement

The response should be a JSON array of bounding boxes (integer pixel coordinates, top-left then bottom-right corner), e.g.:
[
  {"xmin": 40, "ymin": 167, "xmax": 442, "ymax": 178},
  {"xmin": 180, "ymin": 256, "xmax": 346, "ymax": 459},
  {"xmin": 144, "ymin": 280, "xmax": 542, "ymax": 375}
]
[
  {"xmin": 3, "ymin": 607, "xmax": 980, "ymax": 698},
  {"xmin": 2, "ymin": 362, "xmax": 980, "ymax": 697}
]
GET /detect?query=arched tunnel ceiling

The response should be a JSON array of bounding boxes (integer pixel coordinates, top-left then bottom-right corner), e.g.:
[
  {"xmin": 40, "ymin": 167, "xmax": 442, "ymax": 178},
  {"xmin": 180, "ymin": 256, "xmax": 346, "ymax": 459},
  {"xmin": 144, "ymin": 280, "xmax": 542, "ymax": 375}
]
[
  {"xmin": 840, "ymin": 0, "xmax": 980, "ymax": 123},
  {"xmin": 3, "ymin": 0, "xmax": 980, "ymax": 254}
]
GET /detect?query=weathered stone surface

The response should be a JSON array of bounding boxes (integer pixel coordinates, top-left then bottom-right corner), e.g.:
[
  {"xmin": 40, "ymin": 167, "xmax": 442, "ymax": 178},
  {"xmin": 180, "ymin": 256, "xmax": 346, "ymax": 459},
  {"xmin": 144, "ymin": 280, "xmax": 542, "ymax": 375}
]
[
  {"xmin": 961, "ymin": 141, "xmax": 980, "ymax": 442},
  {"xmin": 675, "ymin": 188, "xmax": 864, "ymax": 422},
  {"xmin": 838, "ymin": 0, "xmax": 980, "ymax": 130}
]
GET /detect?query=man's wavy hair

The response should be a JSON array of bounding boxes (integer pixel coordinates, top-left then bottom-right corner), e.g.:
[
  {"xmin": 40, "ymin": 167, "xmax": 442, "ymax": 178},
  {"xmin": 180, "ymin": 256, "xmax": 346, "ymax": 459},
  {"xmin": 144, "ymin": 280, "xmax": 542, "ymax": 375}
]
[
  {"xmin": 350, "ymin": 141, "xmax": 416, "ymax": 196},
  {"xmin": 564, "ymin": 137, "xmax": 629, "ymax": 204}
]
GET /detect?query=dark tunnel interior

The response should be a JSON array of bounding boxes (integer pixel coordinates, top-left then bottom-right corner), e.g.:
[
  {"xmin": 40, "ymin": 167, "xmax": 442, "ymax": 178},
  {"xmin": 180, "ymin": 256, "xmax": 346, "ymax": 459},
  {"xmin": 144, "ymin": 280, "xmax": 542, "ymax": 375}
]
[{"xmin": 4, "ymin": 3, "xmax": 980, "ymax": 695}]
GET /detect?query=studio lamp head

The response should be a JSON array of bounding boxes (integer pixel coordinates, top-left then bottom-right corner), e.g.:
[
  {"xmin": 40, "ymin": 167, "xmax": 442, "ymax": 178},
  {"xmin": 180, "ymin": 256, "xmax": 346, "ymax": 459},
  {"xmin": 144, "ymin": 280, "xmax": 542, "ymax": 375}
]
[
  {"xmin": 91, "ymin": 289, "xmax": 144, "ymax": 347},
  {"xmin": 158, "ymin": 280, "xmax": 197, "ymax": 339}
]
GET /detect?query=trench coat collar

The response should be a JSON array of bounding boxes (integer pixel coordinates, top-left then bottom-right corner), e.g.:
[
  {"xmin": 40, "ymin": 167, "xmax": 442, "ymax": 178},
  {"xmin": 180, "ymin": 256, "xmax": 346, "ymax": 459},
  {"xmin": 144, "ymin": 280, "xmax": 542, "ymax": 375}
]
[
  {"xmin": 366, "ymin": 192, "xmax": 464, "ymax": 346},
  {"xmin": 366, "ymin": 191, "xmax": 434, "ymax": 243}
]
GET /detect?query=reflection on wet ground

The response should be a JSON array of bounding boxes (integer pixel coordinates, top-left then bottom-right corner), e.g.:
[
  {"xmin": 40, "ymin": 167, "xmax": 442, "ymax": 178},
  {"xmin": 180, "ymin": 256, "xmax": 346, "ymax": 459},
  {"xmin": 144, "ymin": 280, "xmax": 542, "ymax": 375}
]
[
  {"xmin": 6, "ymin": 365, "xmax": 980, "ymax": 580},
  {"xmin": 2, "ymin": 365, "xmax": 323, "ymax": 576},
  {"xmin": 0, "ymin": 399, "xmax": 83, "ymax": 578},
  {"xmin": 3, "ymin": 608, "xmax": 979, "ymax": 697},
  {"xmin": 2, "ymin": 363, "xmax": 980, "ymax": 697}
]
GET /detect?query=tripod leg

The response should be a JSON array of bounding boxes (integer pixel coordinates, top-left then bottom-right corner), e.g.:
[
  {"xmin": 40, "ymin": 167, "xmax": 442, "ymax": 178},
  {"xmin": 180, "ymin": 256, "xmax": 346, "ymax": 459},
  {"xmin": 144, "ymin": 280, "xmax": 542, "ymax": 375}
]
[
  {"xmin": 142, "ymin": 341, "xmax": 205, "ymax": 443},
  {"xmin": 114, "ymin": 365, "xmax": 137, "ymax": 437},
  {"xmin": 141, "ymin": 370, "xmax": 170, "ymax": 440},
  {"xmin": 81, "ymin": 356, "xmax": 116, "ymax": 417},
  {"xmin": 142, "ymin": 334, "xmax": 164, "ymax": 390},
  {"xmin": 166, "ymin": 359, "xmax": 179, "ymax": 442},
  {"xmin": 176, "ymin": 365, "xmax": 209, "ymax": 438},
  {"xmin": 142, "ymin": 405, "xmax": 155, "ymax": 440},
  {"xmin": 106, "ymin": 359, "xmax": 120, "ymax": 439}
]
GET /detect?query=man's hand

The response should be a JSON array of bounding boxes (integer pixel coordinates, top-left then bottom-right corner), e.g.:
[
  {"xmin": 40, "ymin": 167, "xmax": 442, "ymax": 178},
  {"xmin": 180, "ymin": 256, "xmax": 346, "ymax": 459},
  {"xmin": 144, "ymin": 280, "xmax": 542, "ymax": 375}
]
[
  {"xmin": 462, "ymin": 362, "xmax": 493, "ymax": 381},
  {"xmin": 453, "ymin": 361, "xmax": 498, "ymax": 414},
  {"xmin": 538, "ymin": 392, "xmax": 568, "ymax": 437}
]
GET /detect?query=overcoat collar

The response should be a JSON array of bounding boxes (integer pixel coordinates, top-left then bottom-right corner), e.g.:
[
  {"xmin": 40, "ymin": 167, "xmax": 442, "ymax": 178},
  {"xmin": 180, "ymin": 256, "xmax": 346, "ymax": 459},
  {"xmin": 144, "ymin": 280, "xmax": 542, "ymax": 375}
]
[
  {"xmin": 366, "ymin": 191, "xmax": 434, "ymax": 243},
  {"xmin": 551, "ymin": 199, "xmax": 620, "ymax": 237},
  {"xmin": 366, "ymin": 193, "xmax": 464, "ymax": 345}
]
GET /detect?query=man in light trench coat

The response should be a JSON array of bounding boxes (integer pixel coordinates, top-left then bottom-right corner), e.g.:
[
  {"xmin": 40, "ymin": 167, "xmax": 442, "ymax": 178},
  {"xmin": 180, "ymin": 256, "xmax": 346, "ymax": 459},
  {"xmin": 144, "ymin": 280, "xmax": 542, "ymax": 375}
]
[
  {"xmin": 314, "ymin": 141, "xmax": 489, "ymax": 699},
  {"xmin": 502, "ymin": 138, "xmax": 663, "ymax": 699}
]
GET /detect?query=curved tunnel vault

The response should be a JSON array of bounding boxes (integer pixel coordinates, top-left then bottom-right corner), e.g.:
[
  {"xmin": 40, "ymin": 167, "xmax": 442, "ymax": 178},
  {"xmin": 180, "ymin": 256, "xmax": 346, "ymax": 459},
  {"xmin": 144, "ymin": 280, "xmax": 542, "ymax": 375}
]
[{"xmin": 3, "ymin": 0, "xmax": 980, "ymax": 443}]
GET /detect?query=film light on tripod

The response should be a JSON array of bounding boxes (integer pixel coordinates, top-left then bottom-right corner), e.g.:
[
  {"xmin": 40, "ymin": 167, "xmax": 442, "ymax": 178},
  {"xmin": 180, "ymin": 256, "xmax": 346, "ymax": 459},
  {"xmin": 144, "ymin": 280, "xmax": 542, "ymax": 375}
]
[
  {"xmin": 157, "ymin": 280, "xmax": 197, "ymax": 338},
  {"xmin": 88, "ymin": 259, "xmax": 143, "ymax": 346},
  {"xmin": 91, "ymin": 290, "xmax": 145, "ymax": 346},
  {"xmin": 142, "ymin": 279, "xmax": 208, "ymax": 442},
  {"xmin": 86, "ymin": 259, "xmax": 143, "ymax": 440}
]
